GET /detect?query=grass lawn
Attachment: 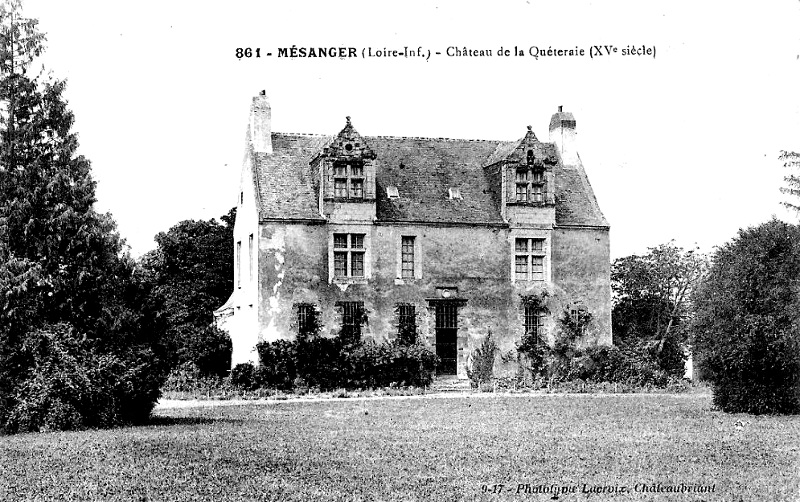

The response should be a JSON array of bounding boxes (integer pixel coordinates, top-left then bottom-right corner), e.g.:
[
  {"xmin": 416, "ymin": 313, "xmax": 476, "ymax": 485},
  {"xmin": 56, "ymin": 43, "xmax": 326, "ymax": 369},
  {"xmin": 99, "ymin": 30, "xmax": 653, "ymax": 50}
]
[{"xmin": 1, "ymin": 392, "xmax": 798, "ymax": 501}]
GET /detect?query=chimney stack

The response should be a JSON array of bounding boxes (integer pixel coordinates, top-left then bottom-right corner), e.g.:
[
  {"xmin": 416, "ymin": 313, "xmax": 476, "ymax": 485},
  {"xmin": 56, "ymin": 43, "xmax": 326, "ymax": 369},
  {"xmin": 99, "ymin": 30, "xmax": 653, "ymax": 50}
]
[
  {"xmin": 249, "ymin": 90, "xmax": 272, "ymax": 154},
  {"xmin": 549, "ymin": 106, "xmax": 578, "ymax": 166}
]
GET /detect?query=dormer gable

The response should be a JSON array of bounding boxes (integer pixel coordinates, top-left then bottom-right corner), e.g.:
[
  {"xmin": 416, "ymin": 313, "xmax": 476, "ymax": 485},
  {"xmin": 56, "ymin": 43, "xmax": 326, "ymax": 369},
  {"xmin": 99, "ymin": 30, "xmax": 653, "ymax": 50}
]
[
  {"xmin": 321, "ymin": 116, "xmax": 377, "ymax": 160},
  {"xmin": 314, "ymin": 117, "xmax": 377, "ymax": 203},
  {"xmin": 497, "ymin": 126, "xmax": 557, "ymax": 208}
]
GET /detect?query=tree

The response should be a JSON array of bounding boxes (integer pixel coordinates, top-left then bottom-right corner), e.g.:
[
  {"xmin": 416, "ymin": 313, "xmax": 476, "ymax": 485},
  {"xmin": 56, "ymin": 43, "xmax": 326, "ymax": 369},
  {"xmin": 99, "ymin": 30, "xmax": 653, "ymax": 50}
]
[
  {"xmin": 0, "ymin": 2, "xmax": 168, "ymax": 431},
  {"xmin": 779, "ymin": 150, "xmax": 800, "ymax": 213},
  {"xmin": 693, "ymin": 219, "xmax": 800, "ymax": 414},
  {"xmin": 142, "ymin": 209, "xmax": 235, "ymax": 376},
  {"xmin": 612, "ymin": 242, "xmax": 707, "ymax": 346}
]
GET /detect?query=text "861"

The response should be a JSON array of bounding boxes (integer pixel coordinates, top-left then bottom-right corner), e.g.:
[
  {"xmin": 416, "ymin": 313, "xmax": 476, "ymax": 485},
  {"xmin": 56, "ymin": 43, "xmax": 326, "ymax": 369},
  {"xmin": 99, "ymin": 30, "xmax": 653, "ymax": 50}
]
[{"xmin": 236, "ymin": 48, "xmax": 261, "ymax": 59}]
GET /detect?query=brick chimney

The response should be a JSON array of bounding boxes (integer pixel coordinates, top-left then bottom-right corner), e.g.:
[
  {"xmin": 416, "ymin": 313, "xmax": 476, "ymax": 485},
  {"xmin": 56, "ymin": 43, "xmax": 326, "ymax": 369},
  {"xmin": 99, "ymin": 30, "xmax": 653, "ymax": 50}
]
[
  {"xmin": 249, "ymin": 90, "xmax": 272, "ymax": 154},
  {"xmin": 549, "ymin": 106, "xmax": 578, "ymax": 166}
]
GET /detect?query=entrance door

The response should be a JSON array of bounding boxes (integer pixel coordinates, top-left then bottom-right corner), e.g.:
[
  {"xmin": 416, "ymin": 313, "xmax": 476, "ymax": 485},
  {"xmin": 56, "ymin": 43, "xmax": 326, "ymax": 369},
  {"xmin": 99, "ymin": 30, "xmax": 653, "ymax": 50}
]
[{"xmin": 435, "ymin": 302, "xmax": 458, "ymax": 375}]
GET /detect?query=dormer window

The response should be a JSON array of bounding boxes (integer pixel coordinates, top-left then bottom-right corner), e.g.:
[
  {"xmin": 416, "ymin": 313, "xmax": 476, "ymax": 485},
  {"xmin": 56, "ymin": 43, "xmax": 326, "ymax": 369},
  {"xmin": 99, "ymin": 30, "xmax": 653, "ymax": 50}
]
[
  {"xmin": 333, "ymin": 161, "xmax": 365, "ymax": 200},
  {"xmin": 515, "ymin": 167, "xmax": 545, "ymax": 203}
]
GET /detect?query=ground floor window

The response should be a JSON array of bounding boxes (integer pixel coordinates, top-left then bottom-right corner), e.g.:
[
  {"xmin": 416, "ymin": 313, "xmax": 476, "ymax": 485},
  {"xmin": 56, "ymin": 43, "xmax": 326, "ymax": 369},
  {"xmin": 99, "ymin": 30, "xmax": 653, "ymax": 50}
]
[
  {"xmin": 396, "ymin": 303, "xmax": 417, "ymax": 344},
  {"xmin": 296, "ymin": 303, "xmax": 319, "ymax": 337},
  {"xmin": 337, "ymin": 301, "xmax": 365, "ymax": 344},
  {"xmin": 524, "ymin": 304, "xmax": 546, "ymax": 342}
]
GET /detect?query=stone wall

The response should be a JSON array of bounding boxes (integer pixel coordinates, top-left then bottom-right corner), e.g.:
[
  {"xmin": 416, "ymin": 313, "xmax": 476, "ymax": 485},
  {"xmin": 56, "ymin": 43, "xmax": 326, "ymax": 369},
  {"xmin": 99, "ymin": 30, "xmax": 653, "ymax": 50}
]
[
  {"xmin": 551, "ymin": 226, "xmax": 612, "ymax": 346},
  {"xmin": 253, "ymin": 220, "xmax": 611, "ymax": 376}
]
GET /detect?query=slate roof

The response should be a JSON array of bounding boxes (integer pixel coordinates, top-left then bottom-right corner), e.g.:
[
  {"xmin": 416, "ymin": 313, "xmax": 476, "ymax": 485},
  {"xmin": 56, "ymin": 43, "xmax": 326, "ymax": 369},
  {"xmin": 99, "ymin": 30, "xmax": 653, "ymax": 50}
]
[{"xmin": 252, "ymin": 131, "xmax": 608, "ymax": 227}]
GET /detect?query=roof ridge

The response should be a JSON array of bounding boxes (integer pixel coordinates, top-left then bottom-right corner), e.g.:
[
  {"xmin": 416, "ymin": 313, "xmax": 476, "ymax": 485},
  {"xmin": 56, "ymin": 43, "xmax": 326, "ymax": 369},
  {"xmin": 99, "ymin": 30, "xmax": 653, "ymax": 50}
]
[
  {"xmin": 273, "ymin": 131, "xmax": 505, "ymax": 143},
  {"xmin": 272, "ymin": 131, "xmax": 332, "ymax": 138}
]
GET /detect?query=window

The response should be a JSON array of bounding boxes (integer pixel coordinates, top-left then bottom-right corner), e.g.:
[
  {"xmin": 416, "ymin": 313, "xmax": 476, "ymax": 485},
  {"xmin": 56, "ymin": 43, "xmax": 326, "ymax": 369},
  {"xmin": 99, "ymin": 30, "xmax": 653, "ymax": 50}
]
[
  {"xmin": 236, "ymin": 240, "xmax": 242, "ymax": 287},
  {"xmin": 351, "ymin": 179, "xmax": 364, "ymax": 198},
  {"xmin": 524, "ymin": 304, "xmax": 546, "ymax": 340},
  {"xmin": 338, "ymin": 301, "xmax": 365, "ymax": 343},
  {"xmin": 396, "ymin": 303, "xmax": 417, "ymax": 344},
  {"xmin": 248, "ymin": 234, "xmax": 254, "ymax": 281},
  {"xmin": 333, "ymin": 161, "xmax": 365, "ymax": 199},
  {"xmin": 515, "ymin": 238, "xmax": 546, "ymax": 281},
  {"xmin": 401, "ymin": 236, "xmax": 415, "ymax": 278},
  {"xmin": 515, "ymin": 166, "xmax": 545, "ymax": 203},
  {"xmin": 515, "ymin": 170, "xmax": 528, "ymax": 202},
  {"xmin": 334, "ymin": 179, "xmax": 347, "ymax": 198},
  {"xmin": 297, "ymin": 303, "xmax": 317, "ymax": 336},
  {"xmin": 333, "ymin": 233, "xmax": 366, "ymax": 278}
]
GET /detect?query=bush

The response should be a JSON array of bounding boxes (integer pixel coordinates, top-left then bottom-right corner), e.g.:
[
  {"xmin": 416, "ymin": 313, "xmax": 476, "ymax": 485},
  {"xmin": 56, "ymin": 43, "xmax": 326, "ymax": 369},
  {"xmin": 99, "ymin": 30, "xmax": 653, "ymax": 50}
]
[
  {"xmin": 253, "ymin": 336, "xmax": 438, "ymax": 392},
  {"xmin": 576, "ymin": 342, "xmax": 671, "ymax": 387},
  {"xmin": 693, "ymin": 219, "xmax": 800, "ymax": 414},
  {"xmin": 347, "ymin": 341, "xmax": 438, "ymax": 388},
  {"xmin": 229, "ymin": 363, "xmax": 259, "ymax": 391},
  {"xmin": 467, "ymin": 332, "xmax": 498, "ymax": 389},
  {"xmin": 178, "ymin": 325, "xmax": 232, "ymax": 379},
  {"xmin": 255, "ymin": 339, "xmax": 297, "ymax": 391},
  {"xmin": 3, "ymin": 323, "xmax": 163, "ymax": 433}
]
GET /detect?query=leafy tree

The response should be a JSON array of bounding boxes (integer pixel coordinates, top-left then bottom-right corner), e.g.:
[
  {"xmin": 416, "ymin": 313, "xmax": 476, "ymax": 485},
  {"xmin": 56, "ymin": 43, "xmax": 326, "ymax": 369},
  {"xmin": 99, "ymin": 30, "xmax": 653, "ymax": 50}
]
[
  {"xmin": 142, "ymin": 210, "xmax": 235, "ymax": 376},
  {"xmin": 693, "ymin": 219, "xmax": 800, "ymax": 414},
  {"xmin": 0, "ymin": 1, "xmax": 168, "ymax": 431},
  {"xmin": 779, "ymin": 150, "xmax": 800, "ymax": 213},
  {"xmin": 612, "ymin": 242, "xmax": 707, "ymax": 351}
]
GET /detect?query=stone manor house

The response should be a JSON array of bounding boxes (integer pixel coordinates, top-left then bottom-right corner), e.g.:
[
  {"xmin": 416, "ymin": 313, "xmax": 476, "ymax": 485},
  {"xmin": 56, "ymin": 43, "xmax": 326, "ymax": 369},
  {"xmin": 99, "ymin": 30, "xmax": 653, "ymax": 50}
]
[{"xmin": 215, "ymin": 91, "xmax": 611, "ymax": 378}]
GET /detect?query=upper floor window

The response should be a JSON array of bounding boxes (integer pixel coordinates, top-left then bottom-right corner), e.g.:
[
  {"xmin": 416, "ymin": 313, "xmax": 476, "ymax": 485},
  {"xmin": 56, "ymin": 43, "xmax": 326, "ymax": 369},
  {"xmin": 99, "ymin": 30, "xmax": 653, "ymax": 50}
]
[
  {"xmin": 333, "ymin": 161, "xmax": 365, "ymax": 200},
  {"xmin": 333, "ymin": 233, "xmax": 365, "ymax": 278},
  {"xmin": 236, "ymin": 240, "xmax": 242, "ymax": 288},
  {"xmin": 515, "ymin": 167, "xmax": 545, "ymax": 203},
  {"xmin": 515, "ymin": 238, "xmax": 545, "ymax": 281},
  {"xmin": 248, "ymin": 234, "xmax": 254, "ymax": 282},
  {"xmin": 401, "ymin": 236, "xmax": 415, "ymax": 279}
]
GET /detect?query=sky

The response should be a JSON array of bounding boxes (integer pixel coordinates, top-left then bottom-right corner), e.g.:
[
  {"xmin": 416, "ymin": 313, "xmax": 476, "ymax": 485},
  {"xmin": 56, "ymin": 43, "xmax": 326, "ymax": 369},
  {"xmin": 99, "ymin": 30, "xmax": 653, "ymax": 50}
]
[{"xmin": 22, "ymin": 0, "xmax": 800, "ymax": 260}]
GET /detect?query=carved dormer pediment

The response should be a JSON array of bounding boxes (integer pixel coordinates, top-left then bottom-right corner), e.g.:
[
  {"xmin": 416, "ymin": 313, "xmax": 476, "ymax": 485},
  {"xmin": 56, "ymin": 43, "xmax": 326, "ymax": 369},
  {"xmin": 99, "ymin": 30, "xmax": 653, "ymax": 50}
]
[
  {"xmin": 504, "ymin": 126, "xmax": 556, "ymax": 208},
  {"xmin": 321, "ymin": 116, "xmax": 376, "ymax": 160},
  {"xmin": 318, "ymin": 117, "xmax": 377, "ymax": 205},
  {"xmin": 506, "ymin": 126, "xmax": 558, "ymax": 169}
]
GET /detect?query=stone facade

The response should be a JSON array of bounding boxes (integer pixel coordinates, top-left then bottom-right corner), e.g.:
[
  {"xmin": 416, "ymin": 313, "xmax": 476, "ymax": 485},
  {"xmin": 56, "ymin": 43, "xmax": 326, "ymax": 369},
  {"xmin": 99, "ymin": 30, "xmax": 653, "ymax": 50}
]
[{"xmin": 215, "ymin": 92, "xmax": 611, "ymax": 378}]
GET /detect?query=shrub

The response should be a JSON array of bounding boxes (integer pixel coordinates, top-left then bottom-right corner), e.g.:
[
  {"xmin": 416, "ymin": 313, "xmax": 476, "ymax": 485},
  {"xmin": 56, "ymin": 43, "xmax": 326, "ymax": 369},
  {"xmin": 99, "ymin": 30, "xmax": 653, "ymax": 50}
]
[
  {"xmin": 467, "ymin": 331, "xmax": 498, "ymax": 389},
  {"xmin": 255, "ymin": 339, "xmax": 297, "ymax": 390},
  {"xmin": 179, "ymin": 325, "xmax": 232, "ymax": 379},
  {"xmin": 347, "ymin": 341, "xmax": 438, "ymax": 388},
  {"xmin": 3, "ymin": 323, "xmax": 162, "ymax": 433},
  {"xmin": 229, "ymin": 363, "xmax": 259, "ymax": 391},
  {"xmin": 295, "ymin": 336, "xmax": 346, "ymax": 390},
  {"xmin": 253, "ymin": 335, "xmax": 438, "ymax": 392},
  {"xmin": 693, "ymin": 219, "xmax": 800, "ymax": 414},
  {"xmin": 576, "ymin": 342, "xmax": 670, "ymax": 387},
  {"xmin": 517, "ymin": 331, "xmax": 549, "ymax": 378}
]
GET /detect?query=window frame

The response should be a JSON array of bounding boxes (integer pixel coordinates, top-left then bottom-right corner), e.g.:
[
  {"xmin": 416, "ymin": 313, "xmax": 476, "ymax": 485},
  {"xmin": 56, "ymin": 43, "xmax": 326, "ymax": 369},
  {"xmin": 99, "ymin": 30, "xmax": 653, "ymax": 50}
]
[
  {"xmin": 338, "ymin": 301, "xmax": 365, "ymax": 342},
  {"xmin": 332, "ymin": 160, "xmax": 365, "ymax": 200},
  {"xmin": 514, "ymin": 237, "xmax": 546, "ymax": 282},
  {"xmin": 396, "ymin": 303, "xmax": 417, "ymax": 344},
  {"xmin": 514, "ymin": 166, "xmax": 546, "ymax": 204},
  {"xmin": 401, "ymin": 236, "xmax": 415, "ymax": 279},
  {"xmin": 236, "ymin": 240, "xmax": 242, "ymax": 288},
  {"xmin": 332, "ymin": 233, "xmax": 366, "ymax": 279},
  {"xmin": 524, "ymin": 304, "xmax": 546, "ymax": 341}
]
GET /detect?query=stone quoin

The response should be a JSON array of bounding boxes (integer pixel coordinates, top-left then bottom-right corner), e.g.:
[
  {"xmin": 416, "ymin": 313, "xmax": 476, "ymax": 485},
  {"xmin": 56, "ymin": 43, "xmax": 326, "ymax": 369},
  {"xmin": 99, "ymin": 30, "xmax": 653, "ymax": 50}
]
[{"xmin": 214, "ymin": 92, "xmax": 611, "ymax": 379}]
